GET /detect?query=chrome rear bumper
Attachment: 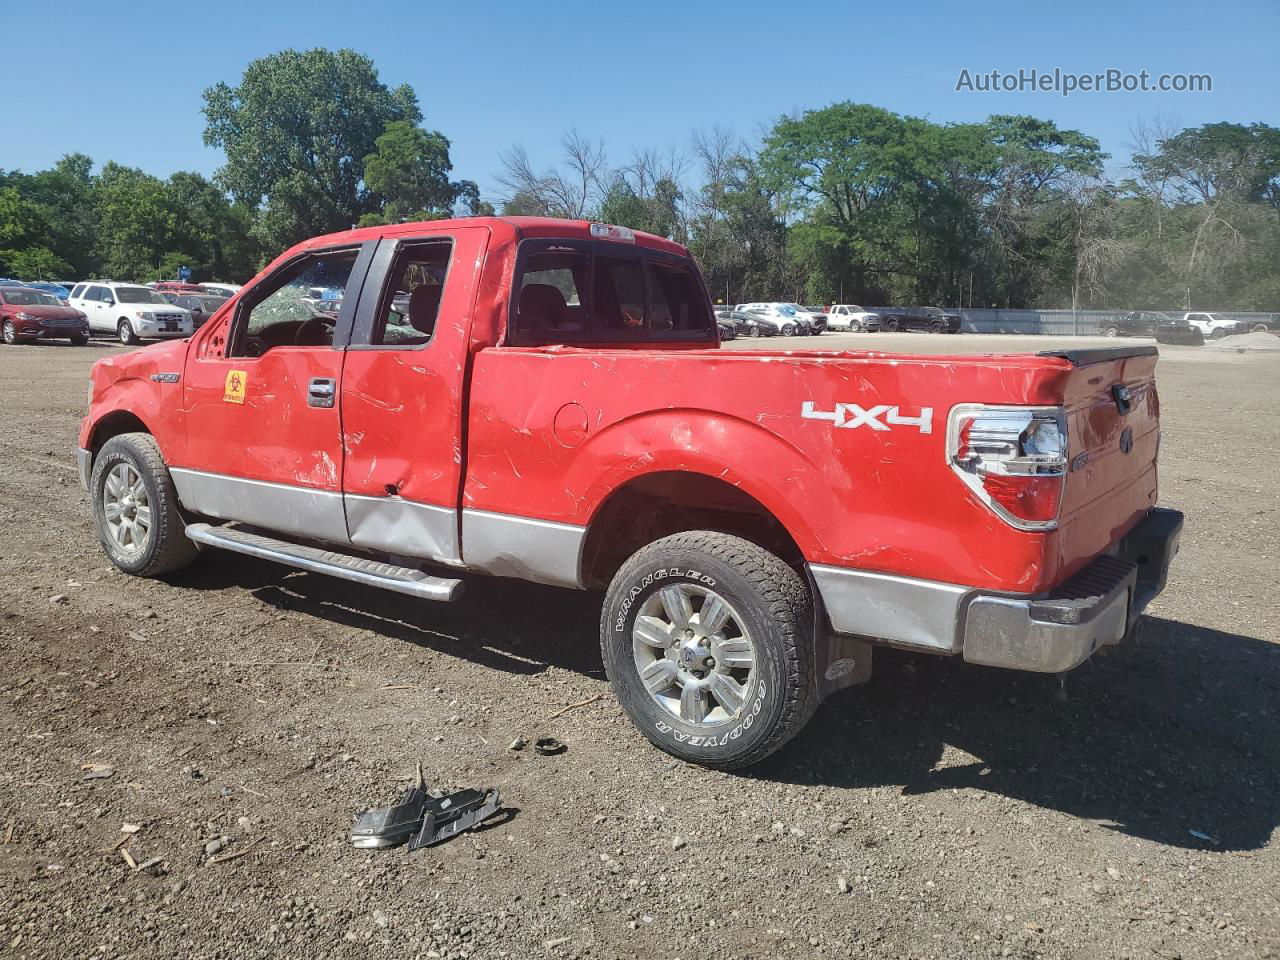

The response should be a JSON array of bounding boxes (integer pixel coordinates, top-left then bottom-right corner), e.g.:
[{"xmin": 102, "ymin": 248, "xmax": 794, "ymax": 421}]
[{"xmin": 811, "ymin": 508, "xmax": 1185, "ymax": 674}]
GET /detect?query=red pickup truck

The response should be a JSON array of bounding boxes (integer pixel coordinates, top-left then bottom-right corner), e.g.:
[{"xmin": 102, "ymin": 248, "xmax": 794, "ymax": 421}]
[{"xmin": 77, "ymin": 217, "xmax": 1183, "ymax": 768}]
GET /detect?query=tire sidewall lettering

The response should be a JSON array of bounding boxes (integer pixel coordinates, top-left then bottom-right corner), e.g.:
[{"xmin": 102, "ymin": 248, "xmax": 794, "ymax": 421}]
[{"xmin": 614, "ymin": 568, "xmax": 717, "ymax": 633}]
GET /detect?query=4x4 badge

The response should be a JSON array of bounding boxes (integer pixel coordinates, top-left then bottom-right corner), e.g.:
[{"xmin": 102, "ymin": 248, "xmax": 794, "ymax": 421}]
[{"xmin": 801, "ymin": 401, "xmax": 933, "ymax": 434}]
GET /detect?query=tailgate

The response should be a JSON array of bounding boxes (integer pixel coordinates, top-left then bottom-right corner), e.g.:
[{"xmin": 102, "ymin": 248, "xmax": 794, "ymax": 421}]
[{"xmin": 1046, "ymin": 346, "xmax": 1161, "ymax": 580}]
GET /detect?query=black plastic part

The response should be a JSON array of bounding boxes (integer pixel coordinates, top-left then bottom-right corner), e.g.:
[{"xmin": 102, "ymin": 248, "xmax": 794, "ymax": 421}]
[
  {"xmin": 1036, "ymin": 345, "xmax": 1158, "ymax": 365},
  {"xmin": 352, "ymin": 784, "xmax": 503, "ymax": 851},
  {"xmin": 1119, "ymin": 507, "xmax": 1184, "ymax": 611},
  {"xmin": 533, "ymin": 737, "xmax": 566, "ymax": 756},
  {"xmin": 806, "ymin": 565, "xmax": 873, "ymax": 700},
  {"xmin": 1025, "ymin": 507, "xmax": 1185, "ymax": 627},
  {"xmin": 1028, "ymin": 556, "xmax": 1136, "ymax": 625},
  {"xmin": 407, "ymin": 788, "xmax": 503, "ymax": 851},
  {"xmin": 351, "ymin": 787, "xmax": 429, "ymax": 848}
]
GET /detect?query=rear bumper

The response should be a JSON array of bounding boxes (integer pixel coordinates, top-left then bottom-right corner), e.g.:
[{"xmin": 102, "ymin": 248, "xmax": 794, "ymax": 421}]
[{"xmin": 812, "ymin": 507, "xmax": 1184, "ymax": 674}]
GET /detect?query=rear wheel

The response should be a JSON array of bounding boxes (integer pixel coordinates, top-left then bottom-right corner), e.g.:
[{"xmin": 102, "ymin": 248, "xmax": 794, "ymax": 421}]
[
  {"xmin": 118, "ymin": 319, "xmax": 139, "ymax": 346},
  {"xmin": 90, "ymin": 433, "xmax": 197, "ymax": 577},
  {"xmin": 1251, "ymin": 323, "xmax": 1269, "ymax": 333},
  {"xmin": 1103, "ymin": 325, "xmax": 1119, "ymax": 338},
  {"xmin": 601, "ymin": 531, "xmax": 817, "ymax": 769},
  {"xmin": 1210, "ymin": 327, "xmax": 1226, "ymax": 340}
]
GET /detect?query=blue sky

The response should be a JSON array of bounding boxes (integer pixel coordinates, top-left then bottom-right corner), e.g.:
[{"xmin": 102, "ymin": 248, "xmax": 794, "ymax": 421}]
[{"xmin": 5, "ymin": 0, "xmax": 1276, "ymax": 202}]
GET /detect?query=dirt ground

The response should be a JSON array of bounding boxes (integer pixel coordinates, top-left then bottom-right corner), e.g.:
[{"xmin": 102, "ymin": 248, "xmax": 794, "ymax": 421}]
[{"xmin": 1, "ymin": 333, "xmax": 1277, "ymax": 960}]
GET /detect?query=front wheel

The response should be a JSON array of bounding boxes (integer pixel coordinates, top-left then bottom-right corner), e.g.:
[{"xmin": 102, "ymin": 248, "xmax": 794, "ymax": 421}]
[
  {"xmin": 90, "ymin": 433, "xmax": 197, "ymax": 577},
  {"xmin": 1251, "ymin": 323, "xmax": 1269, "ymax": 333},
  {"xmin": 929, "ymin": 321, "xmax": 943, "ymax": 334},
  {"xmin": 1103, "ymin": 325, "xmax": 1120, "ymax": 338},
  {"xmin": 70, "ymin": 332, "xmax": 89, "ymax": 346},
  {"xmin": 118, "ymin": 319, "xmax": 140, "ymax": 346},
  {"xmin": 600, "ymin": 531, "xmax": 817, "ymax": 769},
  {"xmin": 1210, "ymin": 327, "xmax": 1226, "ymax": 340},
  {"xmin": 780, "ymin": 323, "xmax": 796, "ymax": 337},
  {"xmin": 2, "ymin": 320, "xmax": 20, "ymax": 345}
]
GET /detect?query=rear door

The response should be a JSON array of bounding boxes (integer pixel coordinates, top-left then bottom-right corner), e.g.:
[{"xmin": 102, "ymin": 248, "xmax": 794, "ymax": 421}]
[
  {"xmin": 174, "ymin": 243, "xmax": 375, "ymax": 544},
  {"xmin": 337, "ymin": 226, "xmax": 490, "ymax": 565}
]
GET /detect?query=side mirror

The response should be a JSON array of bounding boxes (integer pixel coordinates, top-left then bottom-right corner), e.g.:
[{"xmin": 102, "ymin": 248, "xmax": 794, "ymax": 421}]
[{"xmin": 102, "ymin": 296, "xmax": 114, "ymax": 306}]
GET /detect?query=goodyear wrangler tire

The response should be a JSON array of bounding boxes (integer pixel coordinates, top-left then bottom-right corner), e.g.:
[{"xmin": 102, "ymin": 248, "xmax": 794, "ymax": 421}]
[
  {"xmin": 600, "ymin": 531, "xmax": 817, "ymax": 769},
  {"xmin": 90, "ymin": 432, "xmax": 197, "ymax": 577}
]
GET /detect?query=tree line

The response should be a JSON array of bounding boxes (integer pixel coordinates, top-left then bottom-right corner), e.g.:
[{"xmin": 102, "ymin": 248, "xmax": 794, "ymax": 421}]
[{"xmin": 3, "ymin": 48, "xmax": 1278, "ymax": 311}]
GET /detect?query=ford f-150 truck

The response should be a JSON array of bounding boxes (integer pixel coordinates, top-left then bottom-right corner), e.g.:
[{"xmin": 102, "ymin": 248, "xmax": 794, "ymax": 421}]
[{"xmin": 77, "ymin": 217, "xmax": 1184, "ymax": 769}]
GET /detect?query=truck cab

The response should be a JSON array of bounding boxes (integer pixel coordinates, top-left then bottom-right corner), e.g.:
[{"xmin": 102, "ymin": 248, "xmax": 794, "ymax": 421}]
[{"xmin": 77, "ymin": 217, "xmax": 1183, "ymax": 770}]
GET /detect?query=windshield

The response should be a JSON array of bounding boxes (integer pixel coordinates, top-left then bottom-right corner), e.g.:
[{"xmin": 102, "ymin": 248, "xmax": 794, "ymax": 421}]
[
  {"xmin": 116, "ymin": 287, "xmax": 170, "ymax": 304},
  {"xmin": 2, "ymin": 289, "xmax": 60, "ymax": 306},
  {"xmin": 196, "ymin": 297, "xmax": 226, "ymax": 311}
]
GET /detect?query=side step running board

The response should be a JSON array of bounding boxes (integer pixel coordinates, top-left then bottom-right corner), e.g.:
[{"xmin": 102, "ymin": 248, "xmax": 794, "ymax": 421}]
[{"xmin": 185, "ymin": 523, "xmax": 463, "ymax": 602}]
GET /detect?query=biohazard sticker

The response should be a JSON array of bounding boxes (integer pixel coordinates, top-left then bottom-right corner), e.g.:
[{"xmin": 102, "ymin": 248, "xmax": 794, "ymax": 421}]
[{"xmin": 223, "ymin": 369, "xmax": 248, "ymax": 404}]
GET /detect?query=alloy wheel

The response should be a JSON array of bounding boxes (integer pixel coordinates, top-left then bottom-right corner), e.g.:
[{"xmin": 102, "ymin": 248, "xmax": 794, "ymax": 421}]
[{"xmin": 631, "ymin": 583, "xmax": 757, "ymax": 727}]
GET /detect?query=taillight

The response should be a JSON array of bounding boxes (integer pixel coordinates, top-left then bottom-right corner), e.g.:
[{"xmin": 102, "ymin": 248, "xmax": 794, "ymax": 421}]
[{"xmin": 947, "ymin": 405, "xmax": 1067, "ymax": 530}]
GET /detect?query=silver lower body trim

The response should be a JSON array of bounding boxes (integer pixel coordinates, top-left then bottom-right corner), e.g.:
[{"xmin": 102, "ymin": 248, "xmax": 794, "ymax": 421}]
[
  {"xmin": 77, "ymin": 447, "xmax": 92, "ymax": 491},
  {"xmin": 345, "ymin": 493, "xmax": 460, "ymax": 565},
  {"xmin": 170, "ymin": 468, "xmax": 349, "ymax": 544},
  {"xmin": 461, "ymin": 508, "xmax": 586, "ymax": 588},
  {"xmin": 810, "ymin": 565, "xmax": 972, "ymax": 653}
]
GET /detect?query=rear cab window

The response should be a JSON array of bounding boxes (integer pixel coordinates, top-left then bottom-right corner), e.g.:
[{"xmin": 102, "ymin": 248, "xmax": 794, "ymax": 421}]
[{"xmin": 509, "ymin": 239, "xmax": 713, "ymax": 345}]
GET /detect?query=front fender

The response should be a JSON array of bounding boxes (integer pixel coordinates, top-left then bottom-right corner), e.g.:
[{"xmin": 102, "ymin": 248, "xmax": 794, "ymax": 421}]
[{"xmin": 80, "ymin": 342, "xmax": 188, "ymax": 462}]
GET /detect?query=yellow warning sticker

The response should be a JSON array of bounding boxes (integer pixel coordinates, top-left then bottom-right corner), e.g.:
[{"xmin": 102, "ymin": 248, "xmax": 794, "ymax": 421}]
[{"xmin": 223, "ymin": 369, "xmax": 248, "ymax": 404}]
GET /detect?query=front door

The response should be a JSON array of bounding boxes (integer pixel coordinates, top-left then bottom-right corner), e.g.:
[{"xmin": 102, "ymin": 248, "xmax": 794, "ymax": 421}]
[
  {"xmin": 338, "ymin": 227, "xmax": 489, "ymax": 565},
  {"xmin": 173, "ymin": 243, "xmax": 374, "ymax": 544}
]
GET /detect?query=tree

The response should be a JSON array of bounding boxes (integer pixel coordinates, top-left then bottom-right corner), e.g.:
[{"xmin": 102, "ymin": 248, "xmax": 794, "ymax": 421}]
[
  {"xmin": 362, "ymin": 121, "xmax": 483, "ymax": 222},
  {"xmin": 202, "ymin": 48, "xmax": 422, "ymax": 250},
  {"xmin": 496, "ymin": 131, "xmax": 608, "ymax": 218}
]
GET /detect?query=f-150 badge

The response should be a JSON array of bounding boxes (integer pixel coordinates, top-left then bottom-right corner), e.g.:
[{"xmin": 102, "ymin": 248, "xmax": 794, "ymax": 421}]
[{"xmin": 801, "ymin": 401, "xmax": 933, "ymax": 434}]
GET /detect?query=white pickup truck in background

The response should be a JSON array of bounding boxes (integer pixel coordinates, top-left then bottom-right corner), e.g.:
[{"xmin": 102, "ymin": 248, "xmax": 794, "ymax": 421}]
[{"xmin": 1182, "ymin": 311, "xmax": 1244, "ymax": 340}]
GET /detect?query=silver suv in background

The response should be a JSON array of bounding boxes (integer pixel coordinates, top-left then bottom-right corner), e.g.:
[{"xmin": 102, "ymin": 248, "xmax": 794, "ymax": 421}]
[{"xmin": 68, "ymin": 282, "xmax": 193, "ymax": 345}]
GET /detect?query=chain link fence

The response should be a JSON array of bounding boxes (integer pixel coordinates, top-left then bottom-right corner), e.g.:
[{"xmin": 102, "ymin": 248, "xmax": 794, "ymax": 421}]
[{"xmin": 862, "ymin": 308, "xmax": 1279, "ymax": 336}]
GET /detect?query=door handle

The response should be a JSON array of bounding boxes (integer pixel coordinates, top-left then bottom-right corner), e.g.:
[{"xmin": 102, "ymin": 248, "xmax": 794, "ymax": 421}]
[{"xmin": 307, "ymin": 377, "xmax": 336, "ymax": 408}]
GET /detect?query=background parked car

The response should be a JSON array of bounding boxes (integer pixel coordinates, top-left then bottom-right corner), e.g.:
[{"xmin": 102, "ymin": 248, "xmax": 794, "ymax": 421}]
[
  {"xmin": 797, "ymin": 305, "xmax": 829, "ymax": 332},
  {"xmin": 0, "ymin": 286, "xmax": 90, "ymax": 345},
  {"xmin": 152, "ymin": 280, "xmax": 206, "ymax": 294},
  {"xmin": 878, "ymin": 305, "xmax": 962, "ymax": 333},
  {"xmin": 1103, "ymin": 311, "xmax": 1169, "ymax": 338},
  {"xmin": 716, "ymin": 309, "xmax": 771, "ymax": 337},
  {"xmin": 736, "ymin": 303, "xmax": 803, "ymax": 336},
  {"xmin": 68, "ymin": 282, "xmax": 193, "ymax": 344},
  {"xmin": 199, "ymin": 282, "xmax": 242, "ymax": 298},
  {"xmin": 159, "ymin": 292, "xmax": 228, "ymax": 329},
  {"xmin": 23, "ymin": 281, "xmax": 72, "ymax": 303},
  {"xmin": 826, "ymin": 304, "xmax": 880, "ymax": 331},
  {"xmin": 1155, "ymin": 316, "xmax": 1205, "ymax": 345},
  {"xmin": 715, "ymin": 315, "xmax": 737, "ymax": 340}
]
